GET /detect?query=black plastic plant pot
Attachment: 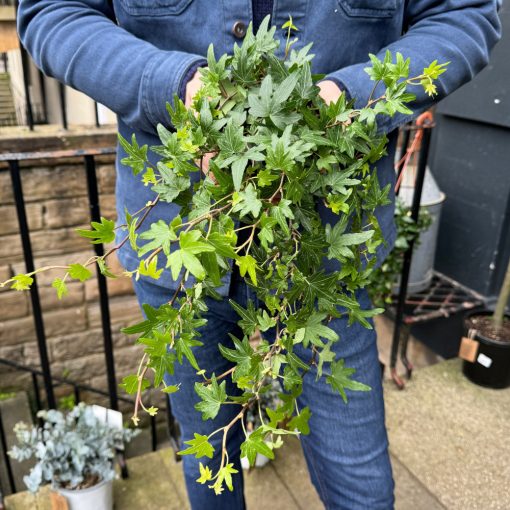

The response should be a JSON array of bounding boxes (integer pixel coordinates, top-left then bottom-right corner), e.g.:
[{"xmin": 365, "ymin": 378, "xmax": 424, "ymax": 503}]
[{"xmin": 462, "ymin": 311, "xmax": 510, "ymax": 389}]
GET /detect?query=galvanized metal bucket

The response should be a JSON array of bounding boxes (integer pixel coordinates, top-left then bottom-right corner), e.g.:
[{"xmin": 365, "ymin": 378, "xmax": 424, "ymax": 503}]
[{"xmin": 398, "ymin": 167, "xmax": 446, "ymax": 294}]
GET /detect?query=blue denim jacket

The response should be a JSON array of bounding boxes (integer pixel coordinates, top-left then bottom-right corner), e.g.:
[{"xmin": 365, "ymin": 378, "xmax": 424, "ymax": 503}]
[{"xmin": 18, "ymin": 0, "xmax": 500, "ymax": 294}]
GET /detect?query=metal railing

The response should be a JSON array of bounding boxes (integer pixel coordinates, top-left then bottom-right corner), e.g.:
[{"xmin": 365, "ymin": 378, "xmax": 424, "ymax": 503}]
[
  {"xmin": 0, "ymin": 147, "xmax": 181, "ymax": 498},
  {"xmin": 1, "ymin": 4, "xmax": 102, "ymax": 131}
]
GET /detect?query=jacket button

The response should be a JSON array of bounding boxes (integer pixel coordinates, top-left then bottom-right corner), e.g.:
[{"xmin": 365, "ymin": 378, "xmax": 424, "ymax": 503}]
[{"xmin": 232, "ymin": 21, "xmax": 247, "ymax": 39}]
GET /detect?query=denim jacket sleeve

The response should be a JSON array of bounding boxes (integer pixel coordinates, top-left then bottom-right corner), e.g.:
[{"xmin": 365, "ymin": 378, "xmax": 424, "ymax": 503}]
[
  {"xmin": 327, "ymin": 0, "xmax": 501, "ymax": 132},
  {"xmin": 17, "ymin": 0, "xmax": 206, "ymax": 134}
]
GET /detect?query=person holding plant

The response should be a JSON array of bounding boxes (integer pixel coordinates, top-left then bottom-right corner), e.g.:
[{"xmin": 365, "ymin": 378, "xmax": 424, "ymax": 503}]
[{"xmin": 17, "ymin": 1, "xmax": 500, "ymax": 509}]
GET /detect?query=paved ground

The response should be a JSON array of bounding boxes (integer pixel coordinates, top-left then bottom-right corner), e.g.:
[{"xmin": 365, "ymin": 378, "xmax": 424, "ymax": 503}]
[{"xmin": 6, "ymin": 326, "xmax": 510, "ymax": 509}]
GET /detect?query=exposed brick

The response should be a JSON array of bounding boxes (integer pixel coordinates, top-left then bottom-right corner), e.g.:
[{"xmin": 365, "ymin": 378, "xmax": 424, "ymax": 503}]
[
  {"xmin": 19, "ymin": 165, "xmax": 87, "ymax": 202},
  {"xmin": 0, "ymin": 370, "xmax": 32, "ymax": 392},
  {"xmin": 0, "ymin": 234, "xmax": 22, "ymax": 264},
  {"xmin": 112, "ymin": 331, "xmax": 133, "ymax": 349},
  {"xmin": 0, "ymin": 203, "xmax": 44, "ymax": 235},
  {"xmin": 0, "ymin": 265, "xmax": 12, "ymax": 293},
  {"xmin": 97, "ymin": 164, "xmax": 116, "ymax": 194},
  {"xmin": 0, "ymin": 265, "xmax": 11, "ymax": 282},
  {"xmin": 44, "ymin": 307, "xmax": 87, "ymax": 338},
  {"xmin": 0, "ymin": 314, "xmax": 35, "ymax": 345},
  {"xmin": 31, "ymin": 227, "xmax": 91, "ymax": 256},
  {"xmin": 38, "ymin": 281, "xmax": 84, "ymax": 311},
  {"xmin": 0, "ymin": 344, "xmax": 25, "ymax": 365},
  {"xmin": 48, "ymin": 328, "xmax": 104, "ymax": 362},
  {"xmin": 0, "ymin": 290, "xmax": 29, "ymax": 320},
  {"xmin": 0, "ymin": 307, "xmax": 87, "ymax": 346},
  {"xmin": 0, "ymin": 172, "xmax": 14, "ymax": 205},
  {"xmin": 23, "ymin": 341, "xmax": 43, "ymax": 366},
  {"xmin": 87, "ymin": 295, "xmax": 142, "ymax": 330},
  {"xmin": 44, "ymin": 197, "xmax": 89, "ymax": 228},
  {"xmin": 53, "ymin": 352, "xmax": 106, "ymax": 382},
  {"xmin": 0, "ymin": 228, "xmax": 91, "ymax": 263},
  {"xmin": 99, "ymin": 193, "xmax": 117, "ymax": 221},
  {"xmin": 85, "ymin": 274, "xmax": 134, "ymax": 301}
]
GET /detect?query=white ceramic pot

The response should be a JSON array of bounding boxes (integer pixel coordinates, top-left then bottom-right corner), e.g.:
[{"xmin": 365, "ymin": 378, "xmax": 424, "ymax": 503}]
[
  {"xmin": 58, "ymin": 479, "xmax": 113, "ymax": 510},
  {"xmin": 241, "ymin": 450, "xmax": 272, "ymax": 470}
]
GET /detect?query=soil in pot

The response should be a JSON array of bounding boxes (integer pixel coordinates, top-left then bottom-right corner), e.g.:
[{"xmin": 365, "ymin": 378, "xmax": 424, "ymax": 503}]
[
  {"xmin": 465, "ymin": 314, "xmax": 510, "ymax": 343},
  {"xmin": 462, "ymin": 311, "xmax": 510, "ymax": 389}
]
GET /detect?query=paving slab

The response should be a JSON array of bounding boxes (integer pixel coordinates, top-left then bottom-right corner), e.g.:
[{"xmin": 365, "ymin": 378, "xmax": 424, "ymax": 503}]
[
  {"xmin": 385, "ymin": 358, "xmax": 510, "ymax": 510},
  {"xmin": 8, "ymin": 358, "xmax": 506, "ymax": 510}
]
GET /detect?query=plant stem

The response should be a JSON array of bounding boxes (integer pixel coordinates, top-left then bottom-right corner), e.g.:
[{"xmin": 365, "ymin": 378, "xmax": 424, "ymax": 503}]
[{"xmin": 493, "ymin": 257, "xmax": 510, "ymax": 330}]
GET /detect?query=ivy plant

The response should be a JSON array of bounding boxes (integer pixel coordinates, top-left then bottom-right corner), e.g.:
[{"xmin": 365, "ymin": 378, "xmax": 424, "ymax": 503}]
[
  {"xmin": 1, "ymin": 17, "xmax": 446, "ymax": 495},
  {"xmin": 369, "ymin": 199, "xmax": 432, "ymax": 307}
]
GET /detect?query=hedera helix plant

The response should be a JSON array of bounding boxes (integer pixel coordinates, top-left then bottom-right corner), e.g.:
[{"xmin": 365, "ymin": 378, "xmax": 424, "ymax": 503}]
[
  {"xmin": 1, "ymin": 17, "xmax": 446, "ymax": 494},
  {"xmin": 369, "ymin": 199, "xmax": 432, "ymax": 308}
]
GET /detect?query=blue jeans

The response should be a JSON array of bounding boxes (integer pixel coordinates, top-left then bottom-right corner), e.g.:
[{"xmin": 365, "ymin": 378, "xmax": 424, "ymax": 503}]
[{"xmin": 132, "ymin": 276, "xmax": 394, "ymax": 510}]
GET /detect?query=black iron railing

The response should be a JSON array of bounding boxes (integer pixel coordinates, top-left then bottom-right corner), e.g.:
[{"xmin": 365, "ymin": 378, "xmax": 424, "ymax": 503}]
[
  {"xmin": 0, "ymin": 147, "xmax": 181, "ymax": 498},
  {"xmin": 1, "ymin": 3, "xmax": 102, "ymax": 130}
]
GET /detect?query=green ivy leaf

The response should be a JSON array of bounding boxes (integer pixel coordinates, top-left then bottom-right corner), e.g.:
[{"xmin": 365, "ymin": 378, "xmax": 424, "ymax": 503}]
[
  {"xmin": 10, "ymin": 274, "xmax": 33, "ymax": 291},
  {"xmin": 287, "ymin": 406, "xmax": 311, "ymax": 435},
  {"xmin": 68, "ymin": 263, "xmax": 92, "ymax": 282},
  {"xmin": 138, "ymin": 220, "xmax": 177, "ymax": 257},
  {"xmin": 194, "ymin": 375, "xmax": 227, "ymax": 420},
  {"xmin": 240, "ymin": 428, "xmax": 274, "ymax": 466},
  {"xmin": 236, "ymin": 255, "xmax": 258, "ymax": 285},
  {"xmin": 120, "ymin": 374, "xmax": 150, "ymax": 395},
  {"xmin": 167, "ymin": 231, "xmax": 215, "ymax": 281},
  {"xmin": 76, "ymin": 217, "xmax": 115, "ymax": 245},
  {"xmin": 326, "ymin": 360, "xmax": 371, "ymax": 404},
  {"xmin": 51, "ymin": 277, "xmax": 68, "ymax": 299},
  {"xmin": 232, "ymin": 184, "xmax": 262, "ymax": 218},
  {"xmin": 178, "ymin": 433, "xmax": 215, "ymax": 459},
  {"xmin": 118, "ymin": 133, "xmax": 147, "ymax": 175}
]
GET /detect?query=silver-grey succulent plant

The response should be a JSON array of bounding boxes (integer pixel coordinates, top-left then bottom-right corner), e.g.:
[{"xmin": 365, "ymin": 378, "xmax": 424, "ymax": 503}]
[{"xmin": 8, "ymin": 403, "xmax": 138, "ymax": 493}]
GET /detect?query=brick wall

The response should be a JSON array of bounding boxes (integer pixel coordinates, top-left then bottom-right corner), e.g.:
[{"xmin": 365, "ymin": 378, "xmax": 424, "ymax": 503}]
[{"xmin": 0, "ymin": 153, "xmax": 152, "ymax": 410}]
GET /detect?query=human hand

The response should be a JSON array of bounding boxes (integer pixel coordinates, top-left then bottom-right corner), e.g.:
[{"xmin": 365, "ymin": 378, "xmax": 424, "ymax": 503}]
[
  {"xmin": 317, "ymin": 79, "xmax": 343, "ymax": 105},
  {"xmin": 185, "ymin": 70, "xmax": 216, "ymax": 181},
  {"xmin": 184, "ymin": 69, "xmax": 203, "ymax": 109}
]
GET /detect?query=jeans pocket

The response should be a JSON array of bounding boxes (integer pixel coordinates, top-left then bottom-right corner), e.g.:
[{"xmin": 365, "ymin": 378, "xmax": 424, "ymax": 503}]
[
  {"xmin": 337, "ymin": 0, "xmax": 397, "ymax": 18},
  {"xmin": 118, "ymin": 0, "xmax": 193, "ymax": 16}
]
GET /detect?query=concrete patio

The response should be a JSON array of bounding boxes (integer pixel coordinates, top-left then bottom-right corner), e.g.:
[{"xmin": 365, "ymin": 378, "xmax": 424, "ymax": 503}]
[{"xmin": 6, "ymin": 358, "xmax": 509, "ymax": 510}]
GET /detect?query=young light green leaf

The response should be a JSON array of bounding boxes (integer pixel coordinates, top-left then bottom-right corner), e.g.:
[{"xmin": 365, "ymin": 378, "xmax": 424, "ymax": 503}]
[
  {"xmin": 178, "ymin": 433, "xmax": 215, "ymax": 459},
  {"xmin": 68, "ymin": 263, "xmax": 92, "ymax": 282},
  {"xmin": 51, "ymin": 277, "xmax": 68, "ymax": 299}
]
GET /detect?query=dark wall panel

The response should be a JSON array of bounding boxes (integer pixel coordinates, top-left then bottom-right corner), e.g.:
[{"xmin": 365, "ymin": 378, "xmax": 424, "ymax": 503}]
[
  {"xmin": 430, "ymin": 116, "xmax": 510, "ymax": 297},
  {"xmin": 428, "ymin": 2, "xmax": 510, "ymax": 299}
]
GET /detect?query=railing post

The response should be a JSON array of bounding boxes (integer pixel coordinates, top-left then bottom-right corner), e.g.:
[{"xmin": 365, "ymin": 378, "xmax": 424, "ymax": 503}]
[
  {"xmin": 390, "ymin": 123, "xmax": 433, "ymax": 388},
  {"xmin": 58, "ymin": 83, "xmax": 68, "ymax": 130},
  {"xmin": 83, "ymin": 155, "xmax": 118, "ymax": 410},
  {"xmin": 8, "ymin": 160, "xmax": 55, "ymax": 408}
]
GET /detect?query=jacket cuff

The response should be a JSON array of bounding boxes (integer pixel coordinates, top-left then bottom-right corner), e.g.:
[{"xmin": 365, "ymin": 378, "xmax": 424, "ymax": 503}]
[
  {"xmin": 328, "ymin": 62, "xmax": 426, "ymax": 134},
  {"xmin": 143, "ymin": 51, "xmax": 207, "ymax": 129},
  {"xmin": 178, "ymin": 61, "xmax": 207, "ymax": 102},
  {"xmin": 328, "ymin": 62, "xmax": 384, "ymax": 111}
]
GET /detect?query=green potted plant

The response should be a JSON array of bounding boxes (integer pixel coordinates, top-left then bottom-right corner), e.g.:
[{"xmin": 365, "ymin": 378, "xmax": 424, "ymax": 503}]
[
  {"xmin": 8, "ymin": 403, "xmax": 137, "ymax": 510},
  {"xmin": 461, "ymin": 257, "xmax": 510, "ymax": 388}
]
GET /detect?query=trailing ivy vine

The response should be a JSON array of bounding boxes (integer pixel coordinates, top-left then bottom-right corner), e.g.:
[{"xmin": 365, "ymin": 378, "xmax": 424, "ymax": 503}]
[{"xmin": 2, "ymin": 17, "xmax": 446, "ymax": 494}]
